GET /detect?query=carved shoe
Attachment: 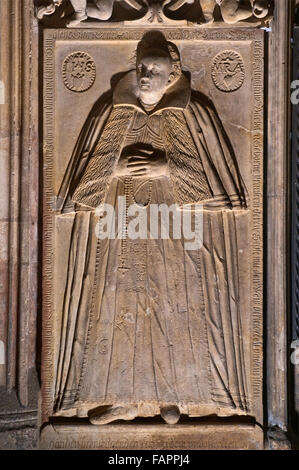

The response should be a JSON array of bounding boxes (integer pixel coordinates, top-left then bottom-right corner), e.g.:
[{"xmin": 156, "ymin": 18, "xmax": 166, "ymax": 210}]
[
  {"xmin": 252, "ymin": 1, "xmax": 268, "ymax": 18},
  {"xmin": 89, "ymin": 405, "xmax": 138, "ymax": 425},
  {"xmin": 160, "ymin": 405, "xmax": 181, "ymax": 425},
  {"xmin": 66, "ymin": 12, "xmax": 88, "ymax": 27}
]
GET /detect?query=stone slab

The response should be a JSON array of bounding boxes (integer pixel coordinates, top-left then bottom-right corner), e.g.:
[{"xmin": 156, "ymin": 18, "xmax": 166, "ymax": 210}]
[{"xmin": 40, "ymin": 422, "xmax": 264, "ymax": 450}]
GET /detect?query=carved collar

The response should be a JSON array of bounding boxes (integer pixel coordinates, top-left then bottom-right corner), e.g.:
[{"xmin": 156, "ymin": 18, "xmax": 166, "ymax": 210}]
[{"xmin": 113, "ymin": 69, "xmax": 191, "ymax": 114}]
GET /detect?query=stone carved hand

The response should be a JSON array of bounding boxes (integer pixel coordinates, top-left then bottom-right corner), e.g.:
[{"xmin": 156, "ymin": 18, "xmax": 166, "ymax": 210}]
[{"xmin": 114, "ymin": 144, "xmax": 169, "ymax": 178}]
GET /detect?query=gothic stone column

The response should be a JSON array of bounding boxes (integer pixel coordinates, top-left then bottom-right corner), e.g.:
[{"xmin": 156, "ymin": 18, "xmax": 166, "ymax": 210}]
[{"xmin": 0, "ymin": 0, "xmax": 39, "ymax": 449}]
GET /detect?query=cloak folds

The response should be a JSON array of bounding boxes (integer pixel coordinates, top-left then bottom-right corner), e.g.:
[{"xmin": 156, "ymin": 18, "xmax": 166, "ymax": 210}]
[
  {"xmin": 57, "ymin": 70, "xmax": 246, "ymax": 212},
  {"xmin": 53, "ymin": 70, "xmax": 250, "ymax": 415}
]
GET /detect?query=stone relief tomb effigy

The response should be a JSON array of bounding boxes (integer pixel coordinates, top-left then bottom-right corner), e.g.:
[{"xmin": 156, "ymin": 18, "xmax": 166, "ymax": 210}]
[{"xmin": 39, "ymin": 0, "xmax": 269, "ymax": 450}]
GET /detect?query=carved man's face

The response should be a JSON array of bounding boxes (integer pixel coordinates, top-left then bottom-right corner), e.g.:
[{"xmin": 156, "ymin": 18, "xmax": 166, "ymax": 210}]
[{"xmin": 136, "ymin": 50, "xmax": 174, "ymax": 105}]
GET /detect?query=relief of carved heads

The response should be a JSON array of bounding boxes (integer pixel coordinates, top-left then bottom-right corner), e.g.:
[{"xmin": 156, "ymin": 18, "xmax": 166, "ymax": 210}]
[
  {"xmin": 36, "ymin": 0, "xmax": 144, "ymax": 25},
  {"xmin": 35, "ymin": 0, "xmax": 272, "ymax": 25},
  {"xmin": 165, "ymin": 0, "xmax": 271, "ymax": 24},
  {"xmin": 218, "ymin": 0, "xmax": 269, "ymax": 24}
]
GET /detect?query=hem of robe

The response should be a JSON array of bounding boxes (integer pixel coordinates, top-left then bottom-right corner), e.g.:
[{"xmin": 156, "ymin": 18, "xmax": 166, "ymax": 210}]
[{"xmin": 54, "ymin": 401, "xmax": 248, "ymax": 419}]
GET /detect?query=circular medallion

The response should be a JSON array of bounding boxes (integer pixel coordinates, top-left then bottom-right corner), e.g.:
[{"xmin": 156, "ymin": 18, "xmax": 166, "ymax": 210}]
[
  {"xmin": 62, "ymin": 51, "xmax": 96, "ymax": 93},
  {"xmin": 211, "ymin": 50, "xmax": 245, "ymax": 92}
]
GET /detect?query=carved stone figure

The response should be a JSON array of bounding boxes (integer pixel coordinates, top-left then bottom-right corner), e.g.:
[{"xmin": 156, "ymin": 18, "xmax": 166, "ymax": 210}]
[
  {"xmin": 200, "ymin": 0, "xmax": 220, "ymax": 23},
  {"xmin": 66, "ymin": 0, "xmax": 115, "ymax": 26},
  {"xmin": 54, "ymin": 31, "xmax": 249, "ymax": 425},
  {"xmin": 36, "ymin": 0, "xmax": 63, "ymax": 19},
  {"xmin": 219, "ymin": 0, "xmax": 269, "ymax": 24},
  {"xmin": 36, "ymin": 0, "xmax": 271, "ymax": 24},
  {"xmin": 167, "ymin": 0, "xmax": 269, "ymax": 24},
  {"xmin": 36, "ymin": 0, "xmax": 144, "ymax": 25}
]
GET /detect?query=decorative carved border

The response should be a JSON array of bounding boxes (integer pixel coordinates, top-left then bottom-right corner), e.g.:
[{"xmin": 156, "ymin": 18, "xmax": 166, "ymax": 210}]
[
  {"xmin": 49, "ymin": 27, "xmax": 263, "ymax": 41},
  {"xmin": 35, "ymin": 0, "xmax": 274, "ymax": 28},
  {"xmin": 42, "ymin": 33, "xmax": 56, "ymax": 423},
  {"xmin": 42, "ymin": 27, "xmax": 265, "ymax": 425},
  {"xmin": 251, "ymin": 37, "xmax": 264, "ymax": 421}
]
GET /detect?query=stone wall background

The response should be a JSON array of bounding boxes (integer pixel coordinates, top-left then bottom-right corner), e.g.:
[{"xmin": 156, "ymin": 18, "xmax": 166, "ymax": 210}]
[
  {"xmin": 0, "ymin": 0, "xmax": 39, "ymax": 449},
  {"xmin": 0, "ymin": 0, "xmax": 297, "ymax": 450}
]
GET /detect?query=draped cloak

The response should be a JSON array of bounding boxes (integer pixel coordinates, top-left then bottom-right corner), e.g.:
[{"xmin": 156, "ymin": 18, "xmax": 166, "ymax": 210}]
[{"xmin": 53, "ymin": 70, "xmax": 250, "ymax": 416}]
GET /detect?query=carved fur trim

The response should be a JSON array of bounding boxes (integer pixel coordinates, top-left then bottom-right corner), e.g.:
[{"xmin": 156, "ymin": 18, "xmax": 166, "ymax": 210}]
[
  {"xmin": 162, "ymin": 109, "xmax": 212, "ymax": 206},
  {"xmin": 72, "ymin": 107, "xmax": 134, "ymax": 208}
]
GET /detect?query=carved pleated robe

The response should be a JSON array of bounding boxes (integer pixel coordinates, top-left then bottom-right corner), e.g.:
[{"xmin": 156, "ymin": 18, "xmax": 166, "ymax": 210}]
[{"xmin": 54, "ymin": 70, "xmax": 250, "ymax": 416}]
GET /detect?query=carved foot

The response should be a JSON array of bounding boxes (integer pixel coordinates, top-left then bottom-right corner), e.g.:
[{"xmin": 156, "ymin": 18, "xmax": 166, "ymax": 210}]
[
  {"xmin": 160, "ymin": 405, "xmax": 181, "ymax": 424},
  {"xmin": 203, "ymin": 13, "xmax": 214, "ymax": 24},
  {"xmin": 87, "ymin": 0, "xmax": 114, "ymax": 21},
  {"xmin": 89, "ymin": 405, "xmax": 138, "ymax": 425},
  {"xmin": 66, "ymin": 12, "xmax": 88, "ymax": 27},
  {"xmin": 252, "ymin": 1, "xmax": 268, "ymax": 19}
]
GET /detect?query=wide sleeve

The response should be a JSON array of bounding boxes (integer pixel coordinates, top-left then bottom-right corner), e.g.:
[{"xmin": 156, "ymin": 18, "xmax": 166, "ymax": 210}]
[
  {"xmin": 56, "ymin": 91, "xmax": 113, "ymax": 213},
  {"xmin": 71, "ymin": 106, "xmax": 135, "ymax": 209},
  {"xmin": 184, "ymin": 97, "xmax": 247, "ymax": 209}
]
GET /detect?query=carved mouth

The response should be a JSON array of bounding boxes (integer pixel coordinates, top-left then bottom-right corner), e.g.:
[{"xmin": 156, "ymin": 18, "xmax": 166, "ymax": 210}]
[{"xmin": 140, "ymin": 83, "xmax": 151, "ymax": 90}]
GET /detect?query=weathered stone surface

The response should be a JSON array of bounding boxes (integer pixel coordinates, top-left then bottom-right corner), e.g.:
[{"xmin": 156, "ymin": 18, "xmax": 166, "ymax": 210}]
[
  {"xmin": 35, "ymin": 0, "xmax": 273, "ymax": 27},
  {"xmin": 0, "ymin": 0, "xmax": 297, "ymax": 450},
  {"xmin": 41, "ymin": 26, "xmax": 264, "ymax": 448},
  {"xmin": 40, "ymin": 422, "xmax": 264, "ymax": 450},
  {"xmin": 0, "ymin": 428, "xmax": 38, "ymax": 451},
  {"xmin": 0, "ymin": 0, "xmax": 39, "ymax": 446}
]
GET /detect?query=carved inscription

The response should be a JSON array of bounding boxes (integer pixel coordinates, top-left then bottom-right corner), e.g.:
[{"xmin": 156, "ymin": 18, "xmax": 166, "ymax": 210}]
[
  {"xmin": 251, "ymin": 39, "xmax": 264, "ymax": 412},
  {"xmin": 62, "ymin": 51, "xmax": 96, "ymax": 92},
  {"xmin": 211, "ymin": 50, "xmax": 245, "ymax": 92}
]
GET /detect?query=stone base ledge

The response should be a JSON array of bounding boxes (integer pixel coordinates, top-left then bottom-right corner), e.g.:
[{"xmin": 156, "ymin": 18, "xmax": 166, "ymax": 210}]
[{"xmin": 40, "ymin": 422, "xmax": 264, "ymax": 450}]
